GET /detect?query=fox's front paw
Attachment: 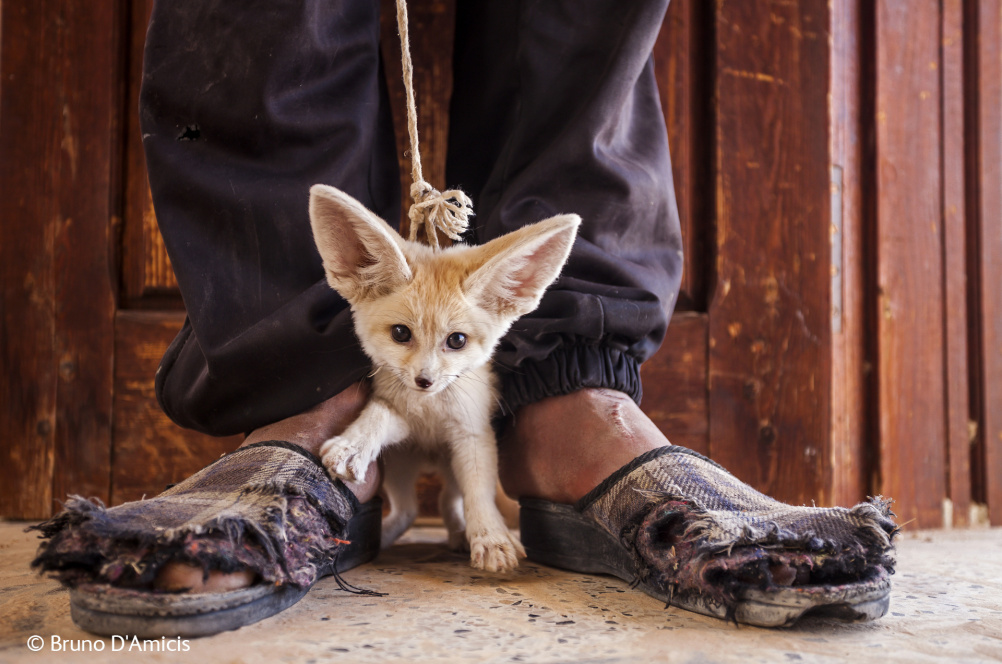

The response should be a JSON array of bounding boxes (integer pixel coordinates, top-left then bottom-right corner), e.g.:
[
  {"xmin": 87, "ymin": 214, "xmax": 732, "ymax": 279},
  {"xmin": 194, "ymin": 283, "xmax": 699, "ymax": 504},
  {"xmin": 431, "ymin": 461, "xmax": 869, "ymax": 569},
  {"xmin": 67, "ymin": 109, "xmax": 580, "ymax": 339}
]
[
  {"xmin": 469, "ymin": 528, "xmax": 525, "ymax": 573},
  {"xmin": 319, "ymin": 435, "xmax": 372, "ymax": 482}
]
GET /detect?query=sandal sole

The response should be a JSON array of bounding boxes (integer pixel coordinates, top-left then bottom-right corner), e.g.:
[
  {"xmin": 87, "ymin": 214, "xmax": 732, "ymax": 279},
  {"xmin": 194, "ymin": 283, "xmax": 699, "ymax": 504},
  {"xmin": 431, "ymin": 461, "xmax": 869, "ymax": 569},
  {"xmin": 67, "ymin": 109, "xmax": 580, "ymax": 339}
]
[
  {"xmin": 68, "ymin": 497, "xmax": 383, "ymax": 638},
  {"xmin": 520, "ymin": 498, "xmax": 891, "ymax": 627}
]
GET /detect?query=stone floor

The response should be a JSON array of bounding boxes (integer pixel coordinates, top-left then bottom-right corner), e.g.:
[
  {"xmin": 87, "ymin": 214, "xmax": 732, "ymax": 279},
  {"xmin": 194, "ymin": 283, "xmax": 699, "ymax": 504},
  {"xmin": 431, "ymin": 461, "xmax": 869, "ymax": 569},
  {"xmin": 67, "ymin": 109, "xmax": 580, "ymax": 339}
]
[{"xmin": 1, "ymin": 521, "xmax": 1000, "ymax": 663}]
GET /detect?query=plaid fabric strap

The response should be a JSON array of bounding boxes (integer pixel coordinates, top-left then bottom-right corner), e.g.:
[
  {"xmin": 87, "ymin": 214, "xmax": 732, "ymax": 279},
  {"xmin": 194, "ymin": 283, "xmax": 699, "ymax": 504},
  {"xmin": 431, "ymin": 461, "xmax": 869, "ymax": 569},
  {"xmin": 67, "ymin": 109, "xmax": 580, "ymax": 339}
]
[
  {"xmin": 152, "ymin": 441, "xmax": 358, "ymax": 537},
  {"xmin": 31, "ymin": 442, "xmax": 357, "ymax": 589},
  {"xmin": 579, "ymin": 446, "xmax": 897, "ymax": 555}
]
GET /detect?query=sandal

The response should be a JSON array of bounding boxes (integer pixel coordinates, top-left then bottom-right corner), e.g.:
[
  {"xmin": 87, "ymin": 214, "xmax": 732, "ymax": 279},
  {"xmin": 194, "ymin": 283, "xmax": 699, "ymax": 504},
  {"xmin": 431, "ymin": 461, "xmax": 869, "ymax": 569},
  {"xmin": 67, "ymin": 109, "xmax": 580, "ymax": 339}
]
[
  {"xmin": 29, "ymin": 441, "xmax": 381, "ymax": 638},
  {"xmin": 519, "ymin": 446, "xmax": 898, "ymax": 627}
]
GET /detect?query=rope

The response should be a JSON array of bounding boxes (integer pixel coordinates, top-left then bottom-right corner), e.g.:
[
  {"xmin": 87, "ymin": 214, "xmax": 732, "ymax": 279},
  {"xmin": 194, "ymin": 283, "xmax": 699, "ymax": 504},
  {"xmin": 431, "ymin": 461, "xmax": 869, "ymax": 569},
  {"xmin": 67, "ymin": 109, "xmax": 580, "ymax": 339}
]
[{"xmin": 395, "ymin": 0, "xmax": 473, "ymax": 249}]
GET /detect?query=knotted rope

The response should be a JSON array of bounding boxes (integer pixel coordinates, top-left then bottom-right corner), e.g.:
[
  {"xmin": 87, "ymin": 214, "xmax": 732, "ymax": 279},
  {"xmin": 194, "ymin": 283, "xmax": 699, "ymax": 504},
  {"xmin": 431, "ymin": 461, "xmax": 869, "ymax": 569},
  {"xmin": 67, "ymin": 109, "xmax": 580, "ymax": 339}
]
[{"xmin": 396, "ymin": 0, "xmax": 473, "ymax": 249}]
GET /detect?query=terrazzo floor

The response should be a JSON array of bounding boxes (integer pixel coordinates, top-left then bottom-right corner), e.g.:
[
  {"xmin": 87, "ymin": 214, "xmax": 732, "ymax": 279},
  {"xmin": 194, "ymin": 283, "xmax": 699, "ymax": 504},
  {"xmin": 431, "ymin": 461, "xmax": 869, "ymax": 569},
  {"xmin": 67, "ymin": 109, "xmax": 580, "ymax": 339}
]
[{"xmin": 1, "ymin": 521, "xmax": 1000, "ymax": 663}]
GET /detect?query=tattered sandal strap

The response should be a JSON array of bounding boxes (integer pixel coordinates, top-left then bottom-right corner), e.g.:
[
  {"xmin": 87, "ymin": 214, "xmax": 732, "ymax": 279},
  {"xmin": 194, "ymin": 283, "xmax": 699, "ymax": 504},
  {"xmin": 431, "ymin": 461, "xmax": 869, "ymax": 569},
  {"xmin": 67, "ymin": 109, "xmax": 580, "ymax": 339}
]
[
  {"xmin": 30, "ymin": 441, "xmax": 358, "ymax": 589},
  {"xmin": 579, "ymin": 445, "xmax": 897, "ymax": 556}
]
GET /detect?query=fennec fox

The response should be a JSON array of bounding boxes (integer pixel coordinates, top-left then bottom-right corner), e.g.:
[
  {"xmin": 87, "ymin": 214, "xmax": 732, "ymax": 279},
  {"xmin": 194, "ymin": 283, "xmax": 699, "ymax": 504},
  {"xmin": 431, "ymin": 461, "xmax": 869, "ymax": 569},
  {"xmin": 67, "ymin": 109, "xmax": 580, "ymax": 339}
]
[{"xmin": 309, "ymin": 184, "xmax": 580, "ymax": 573}]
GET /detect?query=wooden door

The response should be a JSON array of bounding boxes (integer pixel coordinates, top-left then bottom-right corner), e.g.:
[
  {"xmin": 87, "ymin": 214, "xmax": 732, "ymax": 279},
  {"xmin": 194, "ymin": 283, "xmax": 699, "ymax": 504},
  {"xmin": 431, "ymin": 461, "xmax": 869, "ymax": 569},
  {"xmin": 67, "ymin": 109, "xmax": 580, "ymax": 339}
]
[
  {"xmin": 4, "ymin": 0, "xmax": 1000, "ymax": 529},
  {"xmin": 0, "ymin": 0, "xmax": 242, "ymax": 518}
]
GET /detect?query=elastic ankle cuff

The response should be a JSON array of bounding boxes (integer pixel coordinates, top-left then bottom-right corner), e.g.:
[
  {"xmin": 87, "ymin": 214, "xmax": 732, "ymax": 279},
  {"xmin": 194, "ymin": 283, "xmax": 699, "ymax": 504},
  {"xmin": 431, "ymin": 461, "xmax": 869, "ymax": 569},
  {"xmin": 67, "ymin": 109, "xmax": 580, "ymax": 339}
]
[{"xmin": 499, "ymin": 344, "xmax": 642, "ymax": 414}]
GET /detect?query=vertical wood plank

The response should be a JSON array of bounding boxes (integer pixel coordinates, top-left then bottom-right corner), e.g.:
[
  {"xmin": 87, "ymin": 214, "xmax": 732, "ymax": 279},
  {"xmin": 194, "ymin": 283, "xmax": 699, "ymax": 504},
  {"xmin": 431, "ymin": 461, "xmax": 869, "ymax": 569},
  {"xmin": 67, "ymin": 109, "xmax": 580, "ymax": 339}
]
[
  {"xmin": 653, "ymin": 0, "xmax": 713, "ymax": 312},
  {"xmin": 0, "ymin": 1, "xmax": 121, "ymax": 517},
  {"xmin": 710, "ymin": 1, "xmax": 833, "ymax": 504},
  {"xmin": 972, "ymin": 0, "xmax": 1002, "ymax": 524},
  {"xmin": 873, "ymin": 0, "xmax": 947, "ymax": 528},
  {"xmin": 0, "ymin": 2, "xmax": 58, "ymax": 518},
  {"xmin": 942, "ymin": 0, "xmax": 972, "ymax": 526},
  {"xmin": 121, "ymin": 0, "xmax": 180, "ymax": 306},
  {"xmin": 50, "ymin": 0, "xmax": 122, "ymax": 508},
  {"xmin": 829, "ymin": 0, "xmax": 868, "ymax": 506}
]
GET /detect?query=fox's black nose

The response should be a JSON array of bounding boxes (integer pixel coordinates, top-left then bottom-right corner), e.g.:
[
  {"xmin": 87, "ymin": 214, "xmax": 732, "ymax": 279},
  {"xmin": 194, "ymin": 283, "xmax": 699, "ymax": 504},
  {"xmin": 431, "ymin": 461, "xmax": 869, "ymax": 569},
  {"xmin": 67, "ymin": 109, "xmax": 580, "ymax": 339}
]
[{"xmin": 415, "ymin": 376, "xmax": 433, "ymax": 389}]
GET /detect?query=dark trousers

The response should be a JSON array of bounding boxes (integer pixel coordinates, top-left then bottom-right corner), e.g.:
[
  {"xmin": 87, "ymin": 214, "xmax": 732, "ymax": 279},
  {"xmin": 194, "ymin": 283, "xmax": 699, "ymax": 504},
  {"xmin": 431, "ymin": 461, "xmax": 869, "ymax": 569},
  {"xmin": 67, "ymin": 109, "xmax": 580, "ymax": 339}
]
[{"xmin": 143, "ymin": 0, "xmax": 683, "ymax": 436}]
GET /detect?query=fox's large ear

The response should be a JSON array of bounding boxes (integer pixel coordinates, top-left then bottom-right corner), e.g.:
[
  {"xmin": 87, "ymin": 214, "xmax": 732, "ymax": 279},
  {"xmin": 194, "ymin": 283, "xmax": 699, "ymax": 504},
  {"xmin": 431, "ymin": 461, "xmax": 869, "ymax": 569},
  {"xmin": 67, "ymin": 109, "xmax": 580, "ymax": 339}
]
[
  {"xmin": 465, "ymin": 214, "xmax": 580, "ymax": 320},
  {"xmin": 309, "ymin": 184, "xmax": 412, "ymax": 303}
]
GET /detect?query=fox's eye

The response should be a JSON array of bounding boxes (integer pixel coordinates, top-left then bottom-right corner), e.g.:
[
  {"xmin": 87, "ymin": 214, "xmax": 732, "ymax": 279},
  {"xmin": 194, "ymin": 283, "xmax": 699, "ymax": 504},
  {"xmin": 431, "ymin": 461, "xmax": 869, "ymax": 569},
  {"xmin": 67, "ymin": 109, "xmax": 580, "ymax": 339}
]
[
  {"xmin": 391, "ymin": 325, "xmax": 412, "ymax": 343},
  {"xmin": 446, "ymin": 332, "xmax": 467, "ymax": 350}
]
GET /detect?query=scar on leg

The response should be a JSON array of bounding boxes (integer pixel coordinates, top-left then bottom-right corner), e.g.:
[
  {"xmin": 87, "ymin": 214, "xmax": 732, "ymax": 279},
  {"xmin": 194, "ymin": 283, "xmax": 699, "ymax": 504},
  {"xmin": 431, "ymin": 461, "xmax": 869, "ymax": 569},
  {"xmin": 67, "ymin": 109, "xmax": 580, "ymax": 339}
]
[{"xmin": 595, "ymin": 388, "xmax": 634, "ymax": 438}]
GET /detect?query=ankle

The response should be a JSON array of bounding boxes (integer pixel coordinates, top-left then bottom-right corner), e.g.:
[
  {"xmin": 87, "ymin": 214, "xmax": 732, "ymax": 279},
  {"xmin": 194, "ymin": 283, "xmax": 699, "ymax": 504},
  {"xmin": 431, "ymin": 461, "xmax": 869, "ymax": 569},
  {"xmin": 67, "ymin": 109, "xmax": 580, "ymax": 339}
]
[
  {"xmin": 242, "ymin": 380, "xmax": 380, "ymax": 502},
  {"xmin": 499, "ymin": 388, "xmax": 668, "ymax": 504},
  {"xmin": 243, "ymin": 381, "xmax": 370, "ymax": 454}
]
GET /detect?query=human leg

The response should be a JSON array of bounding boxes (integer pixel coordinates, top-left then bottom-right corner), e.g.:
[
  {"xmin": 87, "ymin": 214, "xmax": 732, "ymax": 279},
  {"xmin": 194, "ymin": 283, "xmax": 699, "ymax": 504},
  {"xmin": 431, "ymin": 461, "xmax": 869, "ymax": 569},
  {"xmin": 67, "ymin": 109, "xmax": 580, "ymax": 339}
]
[
  {"xmin": 448, "ymin": 0, "xmax": 897, "ymax": 625},
  {"xmin": 145, "ymin": 0, "xmax": 396, "ymax": 588},
  {"xmin": 144, "ymin": 0, "xmax": 394, "ymax": 579},
  {"xmin": 144, "ymin": 0, "xmax": 399, "ymax": 437},
  {"xmin": 32, "ymin": 0, "xmax": 397, "ymax": 633},
  {"xmin": 448, "ymin": 0, "xmax": 681, "ymax": 497}
]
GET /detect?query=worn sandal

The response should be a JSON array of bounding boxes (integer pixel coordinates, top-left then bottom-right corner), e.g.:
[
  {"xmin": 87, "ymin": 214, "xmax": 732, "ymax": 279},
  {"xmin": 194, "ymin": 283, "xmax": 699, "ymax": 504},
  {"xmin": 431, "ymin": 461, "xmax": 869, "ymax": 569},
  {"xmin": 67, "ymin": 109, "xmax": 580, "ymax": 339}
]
[
  {"xmin": 30, "ymin": 441, "xmax": 381, "ymax": 638},
  {"xmin": 520, "ymin": 446, "xmax": 898, "ymax": 627}
]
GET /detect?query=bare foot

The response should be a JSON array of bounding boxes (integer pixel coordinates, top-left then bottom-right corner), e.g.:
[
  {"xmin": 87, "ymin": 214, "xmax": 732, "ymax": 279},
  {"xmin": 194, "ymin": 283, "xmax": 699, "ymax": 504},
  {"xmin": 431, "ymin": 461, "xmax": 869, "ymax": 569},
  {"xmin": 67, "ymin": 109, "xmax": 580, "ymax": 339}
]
[
  {"xmin": 153, "ymin": 381, "xmax": 379, "ymax": 593},
  {"xmin": 499, "ymin": 388, "xmax": 668, "ymax": 504}
]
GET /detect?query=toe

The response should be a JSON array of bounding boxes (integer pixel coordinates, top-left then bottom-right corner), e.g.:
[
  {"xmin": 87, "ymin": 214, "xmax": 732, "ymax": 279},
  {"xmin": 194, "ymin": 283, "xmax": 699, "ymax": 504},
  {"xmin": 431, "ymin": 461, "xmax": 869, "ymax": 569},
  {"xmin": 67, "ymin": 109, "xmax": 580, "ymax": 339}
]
[{"xmin": 153, "ymin": 561, "xmax": 255, "ymax": 593}]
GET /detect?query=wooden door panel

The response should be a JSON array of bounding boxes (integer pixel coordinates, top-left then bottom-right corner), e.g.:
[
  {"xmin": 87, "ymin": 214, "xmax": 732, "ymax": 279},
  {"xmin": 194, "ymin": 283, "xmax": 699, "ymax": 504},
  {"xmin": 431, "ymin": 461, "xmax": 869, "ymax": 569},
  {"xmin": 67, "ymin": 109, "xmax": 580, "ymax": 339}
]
[
  {"xmin": 0, "ymin": 0, "xmax": 120, "ymax": 518},
  {"xmin": 871, "ymin": 0, "xmax": 949, "ymax": 529},
  {"xmin": 653, "ymin": 0, "xmax": 714, "ymax": 312},
  {"xmin": 112, "ymin": 311, "xmax": 241, "ymax": 504},
  {"xmin": 709, "ymin": 1, "xmax": 834, "ymax": 505},
  {"xmin": 940, "ymin": 0, "xmax": 972, "ymax": 526},
  {"xmin": 830, "ymin": 0, "xmax": 868, "ymax": 507},
  {"xmin": 970, "ymin": 0, "xmax": 1002, "ymax": 525},
  {"xmin": 640, "ymin": 313, "xmax": 709, "ymax": 456}
]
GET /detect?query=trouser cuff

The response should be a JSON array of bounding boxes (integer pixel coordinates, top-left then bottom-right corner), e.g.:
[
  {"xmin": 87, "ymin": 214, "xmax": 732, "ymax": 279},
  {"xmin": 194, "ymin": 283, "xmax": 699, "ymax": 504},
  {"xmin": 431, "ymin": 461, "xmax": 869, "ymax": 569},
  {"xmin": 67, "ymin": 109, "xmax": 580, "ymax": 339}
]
[{"xmin": 500, "ymin": 345, "xmax": 643, "ymax": 415}]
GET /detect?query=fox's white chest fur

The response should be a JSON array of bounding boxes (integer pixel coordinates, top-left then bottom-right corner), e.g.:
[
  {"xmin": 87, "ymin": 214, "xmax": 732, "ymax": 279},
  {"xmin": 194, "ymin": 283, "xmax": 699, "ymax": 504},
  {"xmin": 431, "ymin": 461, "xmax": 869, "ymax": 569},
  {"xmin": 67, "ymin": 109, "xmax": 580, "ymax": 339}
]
[{"xmin": 308, "ymin": 184, "xmax": 579, "ymax": 573}]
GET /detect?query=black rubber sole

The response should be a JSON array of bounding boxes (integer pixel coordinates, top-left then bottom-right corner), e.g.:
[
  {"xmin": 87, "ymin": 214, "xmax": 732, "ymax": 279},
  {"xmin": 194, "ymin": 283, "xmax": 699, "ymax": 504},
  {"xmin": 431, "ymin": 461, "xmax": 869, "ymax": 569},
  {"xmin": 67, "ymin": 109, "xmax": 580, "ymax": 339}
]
[
  {"xmin": 69, "ymin": 497, "xmax": 383, "ymax": 639},
  {"xmin": 520, "ymin": 498, "xmax": 891, "ymax": 627}
]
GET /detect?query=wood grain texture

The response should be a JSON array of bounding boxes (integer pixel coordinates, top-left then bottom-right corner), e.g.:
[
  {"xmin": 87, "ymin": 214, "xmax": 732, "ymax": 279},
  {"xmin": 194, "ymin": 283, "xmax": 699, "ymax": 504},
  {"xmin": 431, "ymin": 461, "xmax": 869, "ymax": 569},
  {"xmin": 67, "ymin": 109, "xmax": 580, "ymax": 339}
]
[
  {"xmin": 0, "ymin": 2, "xmax": 57, "ymax": 518},
  {"xmin": 112, "ymin": 311, "xmax": 241, "ymax": 504},
  {"xmin": 50, "ymin": 0, "xmax": 122, "ymax": 509},
  {"xmin": 0, "ymin": 1, "xmax": 121, "ymax": 518},
  {"xmin": 709, "ymin": 1, "xmax": 833, "ymax": 504},
  {"xmin": 640, "ymin": 313, "xmax": 709, "ymax": 456},
  {"xmin": 653, "ymin": 0, "xmax": 714, "ymax": 312},
  {"xmin": 971, "ymin": 0, "xmax": 1002, "ymax": 525},
  {"xmin": 941, "ymin": 0, "xmax": 972, "ymax": 526},
  {"xmin": 121, "ymin": 0, "xmax": 180, "ymax": 307},
  {"xmin": 873, "ymin": 0, "xmax": 947, "ymax": 528},
  {"xmin": 829, "ymin": 0, "xmax": 868, "ymax": 506}
]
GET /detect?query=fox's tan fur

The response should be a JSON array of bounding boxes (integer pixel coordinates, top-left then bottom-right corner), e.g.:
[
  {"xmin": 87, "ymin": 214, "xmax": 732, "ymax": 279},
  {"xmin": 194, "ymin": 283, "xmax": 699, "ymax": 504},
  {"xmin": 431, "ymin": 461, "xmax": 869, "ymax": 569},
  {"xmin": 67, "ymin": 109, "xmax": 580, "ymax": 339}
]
[{"xmin": 308, "ymin": 184, "xmax": 580, "ymax": 572}]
